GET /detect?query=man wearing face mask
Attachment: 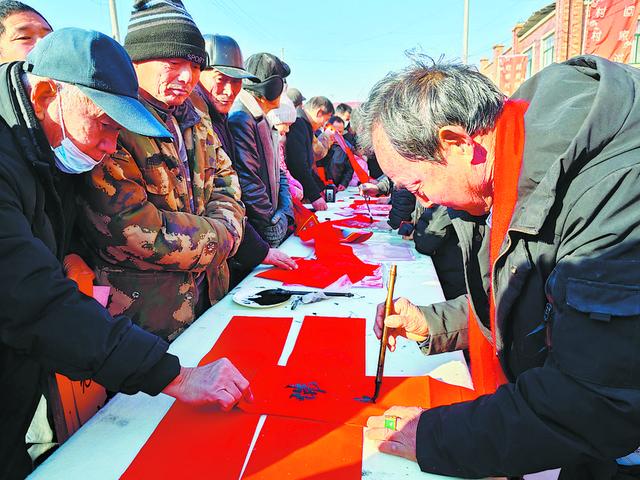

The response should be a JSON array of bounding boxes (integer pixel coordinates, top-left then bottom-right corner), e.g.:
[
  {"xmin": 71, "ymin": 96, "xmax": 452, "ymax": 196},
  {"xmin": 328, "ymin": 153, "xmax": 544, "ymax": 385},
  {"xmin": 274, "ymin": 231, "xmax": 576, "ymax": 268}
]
[
  {"xmin": 228, "ymin": 52, "xmax": 294, "ymax": 247},
  {"xmin": 0, "ymin": 28, "xmax": 252, "ymax": 480},
  {"xmin": 76, "ymin": 0, "xmax": 245, "ymax": 341},
  {"xmin": 196, "ymin": 34, "xmax": 296, "ymax": 285}
]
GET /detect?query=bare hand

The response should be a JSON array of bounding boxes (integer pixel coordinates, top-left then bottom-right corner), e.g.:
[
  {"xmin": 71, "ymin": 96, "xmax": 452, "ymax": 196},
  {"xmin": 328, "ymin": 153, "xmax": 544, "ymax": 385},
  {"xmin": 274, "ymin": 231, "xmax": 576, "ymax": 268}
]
[
  {"xmin": 359, "ymin": 182, "xmax": 380, "ymax": 197},
  {"xmin": 161, "ymin": 358, "xmax": 253, "ymax": 411},
  {"xmin": 337, "ymin": 184, "xmax": 346, "ymax": 192},
  {"xmin": 263, "ymin": 248, "xmax": 297, "ymax": 270},
  {"xmin": 312, "ymin": 197, "xmax": 328, "ymax": 211},
  {"xmin": 365, "ymin": 406, "xmax": 423, "ymax": 462},
  {"xmin": 374, "ymin": 297, "xmax": 429, "ymax": 351}
]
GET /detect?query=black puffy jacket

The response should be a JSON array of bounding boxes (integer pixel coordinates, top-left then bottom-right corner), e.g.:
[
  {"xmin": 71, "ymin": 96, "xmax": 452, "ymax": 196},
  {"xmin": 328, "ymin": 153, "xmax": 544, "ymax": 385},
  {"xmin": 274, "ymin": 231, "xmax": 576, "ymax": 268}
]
[
  {"xmin": 0, "ymin": 63, "xmax": 179, "ymax": 480},
  {"xmin": 413, "ymin": 206, "xmax": 474, "ymax": 300},
  {"xmin": 228, "ymin": 92, "xmax": 293, "ymax": 243}
]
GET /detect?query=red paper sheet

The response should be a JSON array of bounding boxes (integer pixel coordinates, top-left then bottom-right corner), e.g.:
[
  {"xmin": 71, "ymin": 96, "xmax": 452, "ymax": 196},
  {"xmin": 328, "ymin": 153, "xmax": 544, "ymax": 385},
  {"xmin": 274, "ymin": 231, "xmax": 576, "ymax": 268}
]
[
  {"xmin": 123, "ymin": 315, "xmax": 476, "ymax": 478},
  {"xmin": 122, "ymin": 316, "xmax": 293, "ymax": 479},
  {"xmin": 255, "ymin": 255, "xmax": 378, "ymax": 289},
  {"xmin": 241, "ymin": 316, "xmax": 430, "ymax": 426},
  {"xmin": 122, "ymin": 409, "xmax": 261, "ymax": 479},
  {"xmin": 330, "ymin": 214, "xmax": 375, "ymax": 229},
  {"xmin": 242, "ymin": 416, "xmax": 362, "ymax": 480},
  {"xmin": 240, "ymin": 364, "xmax": 430, "ymax": 426}
]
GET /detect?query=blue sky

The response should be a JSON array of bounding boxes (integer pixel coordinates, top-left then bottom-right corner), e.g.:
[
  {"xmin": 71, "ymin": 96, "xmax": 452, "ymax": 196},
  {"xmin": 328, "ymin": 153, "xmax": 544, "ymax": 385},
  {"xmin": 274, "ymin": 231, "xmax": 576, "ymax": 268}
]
[{"xmin": 28, "ymin": 0, "xmax": 552, "ymax": 103}]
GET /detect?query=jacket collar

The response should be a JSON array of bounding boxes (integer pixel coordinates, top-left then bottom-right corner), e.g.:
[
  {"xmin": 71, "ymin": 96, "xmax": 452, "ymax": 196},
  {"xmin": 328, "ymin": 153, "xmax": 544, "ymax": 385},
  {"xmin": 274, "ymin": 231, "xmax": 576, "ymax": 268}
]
[
  {"xmin": 0, "ymin": 62, "xmax": 55, "ymax": 175},
  {"xmin": 508, "ymin": 56, "xmax": 637, "ymax": 236},
  {"xmin": 236, "ymin": 89, "xmax": 264, "ymax": 120},
  {"xmin": 140, "ymin": 91, "xmax": 201, "ymax": 131},
  {"xmin": 297, "ymin": 106, "xmax": 314, "ymax": 128}
]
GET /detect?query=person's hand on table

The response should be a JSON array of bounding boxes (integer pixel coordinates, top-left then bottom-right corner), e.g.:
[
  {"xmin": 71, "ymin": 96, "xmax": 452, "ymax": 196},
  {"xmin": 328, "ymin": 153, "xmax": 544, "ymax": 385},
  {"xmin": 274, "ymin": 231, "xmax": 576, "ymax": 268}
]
[
  {"xmin": 162, "ymin": 358, "xmax": 253, "ymax": 411},
  {"xmin": 312, "ymin": 197, "xmax": 328, "ymax": 211},
  {"xmin": 263, "ymin": 248, "xmax": 297, "ymax": 270},
  {"xmin": 365, "ymin": 406, "xmax": 423, "ymax": 461},
  {"xmin": 374, "ymin": 297, "xmax": 429, "ymax": 351},
  {"xmin": 359, "ymin": 182, "xmax": 380, "ymax": 197}
]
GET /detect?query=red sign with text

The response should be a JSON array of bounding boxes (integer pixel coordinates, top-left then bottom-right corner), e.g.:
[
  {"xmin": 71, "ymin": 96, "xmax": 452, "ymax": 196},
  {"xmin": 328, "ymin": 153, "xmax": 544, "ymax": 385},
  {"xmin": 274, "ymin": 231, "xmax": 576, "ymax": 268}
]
[{"xmin": 585, "ymin": 0, "xmax": 640, "ymax": 62}]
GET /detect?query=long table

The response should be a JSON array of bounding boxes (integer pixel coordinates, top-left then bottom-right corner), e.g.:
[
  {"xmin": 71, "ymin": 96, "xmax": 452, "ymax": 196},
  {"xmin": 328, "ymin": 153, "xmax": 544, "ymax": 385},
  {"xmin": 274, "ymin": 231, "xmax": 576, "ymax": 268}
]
[{"xmin": 31, "ymin": 188, "xmax": 481, "ymax": 480}]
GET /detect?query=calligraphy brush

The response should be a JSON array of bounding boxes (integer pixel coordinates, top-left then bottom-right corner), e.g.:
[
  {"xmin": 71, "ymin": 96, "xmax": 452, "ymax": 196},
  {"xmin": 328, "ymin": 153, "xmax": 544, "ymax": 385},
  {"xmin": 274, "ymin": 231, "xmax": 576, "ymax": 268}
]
[
  {"xmin": 363, "ymin": 194, "xmax": 374, "ymax": 222},
  {"xmin": 371, "ymin": 264, "xmax": 397, "ymax": 403},
  {"xmin": 247, "ymin": 288, "xmax": 354, "ymax": 306}
]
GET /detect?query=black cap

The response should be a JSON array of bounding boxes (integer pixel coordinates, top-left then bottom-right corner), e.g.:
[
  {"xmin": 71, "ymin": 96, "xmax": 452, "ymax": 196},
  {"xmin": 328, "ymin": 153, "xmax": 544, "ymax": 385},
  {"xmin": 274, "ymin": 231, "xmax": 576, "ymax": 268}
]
[
  {"xmin": 203, "ymin": 34, "xmax": 259, "ymax": 81},
  {"xmin": 26, "ymin": 28, "xmax": 171, "ymax": 139},
  {"xmin": 244, "ymin": 52, "xmax": 290, "ymax": 82},
  {"xmin": 286, "ymin": 87, "xmax": 305, "ymax": 106},
  {"xmin": 124, "ymin": 0, "xmax": 207, "ymax": 69}
]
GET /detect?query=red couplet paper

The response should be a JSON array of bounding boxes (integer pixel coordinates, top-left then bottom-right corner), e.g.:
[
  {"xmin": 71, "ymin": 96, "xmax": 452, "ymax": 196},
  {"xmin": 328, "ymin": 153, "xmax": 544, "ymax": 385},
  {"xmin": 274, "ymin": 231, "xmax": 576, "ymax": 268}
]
[
  {"xmin": 242, "ymin": 416, "xmax": 363, "ymax": 480},
  {"xmin": 121, "ymin": 316, "xmax": 293, "ymax": 479},
  {"xmin": 255, "ymin": 253, "xmax": 378, "ymax": 288},
  {"xmin": 241, "ymin": 315, "xmax": 475, "ymax": 425},
  {"xmin": 330, "ymin": 214, "xmax": 375, "ymax": 229},
  {"xmin": 240, "ymin": 364, "xmax": 430, "ymax": 426},
  {"xmin": 241, "ymin": 316, "xmax": 429, "ymax": 425}
]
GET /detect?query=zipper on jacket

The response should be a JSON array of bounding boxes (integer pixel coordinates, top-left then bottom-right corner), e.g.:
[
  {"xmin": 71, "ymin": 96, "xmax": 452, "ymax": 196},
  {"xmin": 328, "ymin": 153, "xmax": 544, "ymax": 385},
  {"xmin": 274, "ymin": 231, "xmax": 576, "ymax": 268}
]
[{"xmin": 543, "ymin": 302, "xmax": 554, "ymax": 351}]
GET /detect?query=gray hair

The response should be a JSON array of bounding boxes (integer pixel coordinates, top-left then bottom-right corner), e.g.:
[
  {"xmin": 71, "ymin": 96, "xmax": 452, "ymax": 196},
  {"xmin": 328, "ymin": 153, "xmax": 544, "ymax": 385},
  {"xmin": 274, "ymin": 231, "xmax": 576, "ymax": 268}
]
[
  {"xmin": 359, "ymin": 56, "xmax": 505, "ymax": 164},
  {"xmin": 304, "ymin": 96, "xmax": 334, "ymax": 115}
]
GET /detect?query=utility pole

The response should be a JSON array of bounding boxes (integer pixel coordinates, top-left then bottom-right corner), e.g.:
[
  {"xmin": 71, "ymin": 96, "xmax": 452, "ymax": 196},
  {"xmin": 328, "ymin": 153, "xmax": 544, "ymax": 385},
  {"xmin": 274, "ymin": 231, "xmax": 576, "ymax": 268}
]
[
  {"xmin": 109, "ymin": 0, "xmax": 121, "ymax": 43},
  {"xmin": 462, "ymin": 0, "xmax": 470, "ymax": 64}
]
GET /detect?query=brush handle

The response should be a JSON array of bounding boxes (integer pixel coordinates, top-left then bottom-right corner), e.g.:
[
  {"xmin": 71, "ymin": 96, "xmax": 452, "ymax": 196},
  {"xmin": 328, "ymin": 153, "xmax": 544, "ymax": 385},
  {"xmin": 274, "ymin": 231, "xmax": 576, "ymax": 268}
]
[
  {"xmin": 277, "ymin": 289, "xmax": 354, "ymax": 297},
  {"xmin": 373, "ymin": 265, "xmax": 398, "ymax": 398}
]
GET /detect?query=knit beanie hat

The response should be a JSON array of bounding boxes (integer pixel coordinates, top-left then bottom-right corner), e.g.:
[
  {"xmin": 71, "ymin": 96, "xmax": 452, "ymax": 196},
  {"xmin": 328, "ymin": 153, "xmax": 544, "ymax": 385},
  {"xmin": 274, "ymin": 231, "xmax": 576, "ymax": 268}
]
[
  {"xmin": 267, "ymin": 95, "xmax": 297, "ymax": 126},
  {"xmin": 124, "ymin": 0, "xmax": 207, "ymax": 69}
]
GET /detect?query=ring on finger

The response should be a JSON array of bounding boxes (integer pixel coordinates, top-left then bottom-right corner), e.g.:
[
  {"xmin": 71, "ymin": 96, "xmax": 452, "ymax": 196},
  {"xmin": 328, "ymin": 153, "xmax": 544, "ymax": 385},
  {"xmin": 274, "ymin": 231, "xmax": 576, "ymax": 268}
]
[{"xmin": 384, "ymin": 415, "xmax": 398, "ymax": 431}]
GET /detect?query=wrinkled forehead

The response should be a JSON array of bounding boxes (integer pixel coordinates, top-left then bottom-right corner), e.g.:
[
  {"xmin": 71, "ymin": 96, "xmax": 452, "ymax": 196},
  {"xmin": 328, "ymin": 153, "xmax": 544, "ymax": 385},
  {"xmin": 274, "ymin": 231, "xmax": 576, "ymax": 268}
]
[{"xmin": 56, "ymin": 83, "xmax": 105, "ymax": 118}]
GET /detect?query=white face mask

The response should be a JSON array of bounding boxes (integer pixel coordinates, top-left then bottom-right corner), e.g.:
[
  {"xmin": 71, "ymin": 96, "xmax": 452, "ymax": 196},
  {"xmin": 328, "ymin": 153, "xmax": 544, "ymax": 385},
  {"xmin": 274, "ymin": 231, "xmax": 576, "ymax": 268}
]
[{"xmin": 52, "ymin": 91, "xmax": 101, "ymax": 174}]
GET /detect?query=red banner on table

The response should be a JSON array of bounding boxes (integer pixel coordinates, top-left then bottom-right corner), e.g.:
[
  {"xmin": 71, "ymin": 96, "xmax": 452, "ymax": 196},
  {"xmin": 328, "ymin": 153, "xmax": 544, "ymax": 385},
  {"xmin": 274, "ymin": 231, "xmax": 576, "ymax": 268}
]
[
  {"xmin": 497, "ymin": 54, "xmax": 528, "ymax": 95},
  {"xmin": 585, "ymin": 0, "xmax": 640, "ymax": 62}
]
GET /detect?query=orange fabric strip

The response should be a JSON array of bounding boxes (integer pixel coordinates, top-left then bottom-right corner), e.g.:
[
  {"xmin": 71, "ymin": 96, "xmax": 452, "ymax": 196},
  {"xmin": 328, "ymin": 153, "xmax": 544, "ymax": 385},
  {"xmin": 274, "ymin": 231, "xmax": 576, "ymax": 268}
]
[{"xmin": 468, "ymin": 99, "xmax": 529, "ymax": 394}]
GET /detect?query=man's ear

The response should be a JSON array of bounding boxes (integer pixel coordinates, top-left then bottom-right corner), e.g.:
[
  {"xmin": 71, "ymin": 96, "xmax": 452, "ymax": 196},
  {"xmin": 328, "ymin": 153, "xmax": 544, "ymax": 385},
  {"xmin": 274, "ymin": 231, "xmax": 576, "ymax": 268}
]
[
  {"xmin": 437, "ymin": 125, "xmax": 473, "ymax": 156},
  {"xmin": 31, "ymin": 78, "xmax": 58, "ymax": 121}
]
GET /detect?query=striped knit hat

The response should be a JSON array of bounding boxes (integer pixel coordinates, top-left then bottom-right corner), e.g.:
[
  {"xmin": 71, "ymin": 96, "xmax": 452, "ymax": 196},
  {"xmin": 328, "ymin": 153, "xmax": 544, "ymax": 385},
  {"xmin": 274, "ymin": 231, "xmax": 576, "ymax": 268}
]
[{"xmin": 124, "ymin": 0, "xmax": 206, "ymax": 69}]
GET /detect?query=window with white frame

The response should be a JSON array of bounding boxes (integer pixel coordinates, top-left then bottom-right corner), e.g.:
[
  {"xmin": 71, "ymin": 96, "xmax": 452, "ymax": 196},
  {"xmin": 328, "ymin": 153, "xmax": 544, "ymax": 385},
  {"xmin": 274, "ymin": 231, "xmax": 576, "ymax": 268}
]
[
  {"xmin": 541, "ymin": 33, "xmax": 555, "ymax": 68},
  {"xmin": 523, "ymin": 47, "xmax": 533, "ymax": 78}
]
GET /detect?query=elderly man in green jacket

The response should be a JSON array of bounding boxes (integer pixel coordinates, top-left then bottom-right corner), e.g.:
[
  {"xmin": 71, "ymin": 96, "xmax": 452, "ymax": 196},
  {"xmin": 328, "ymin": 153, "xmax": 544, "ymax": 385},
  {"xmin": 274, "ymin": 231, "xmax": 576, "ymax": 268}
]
[
  {"xmin": 77, "ymin": 0, "xmax": 244, "ymax": 341},
  {"xmin": 362, "ymin": 56, "xmax": 640, "ymax": 479}
]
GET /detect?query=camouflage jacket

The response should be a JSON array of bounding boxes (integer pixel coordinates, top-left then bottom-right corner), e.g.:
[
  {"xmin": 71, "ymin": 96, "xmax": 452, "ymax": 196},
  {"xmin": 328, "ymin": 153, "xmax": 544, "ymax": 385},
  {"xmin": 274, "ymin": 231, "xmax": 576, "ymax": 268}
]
[{"xmin": 77, "ymin": 93, "xmax": 244, "ymax": 340}]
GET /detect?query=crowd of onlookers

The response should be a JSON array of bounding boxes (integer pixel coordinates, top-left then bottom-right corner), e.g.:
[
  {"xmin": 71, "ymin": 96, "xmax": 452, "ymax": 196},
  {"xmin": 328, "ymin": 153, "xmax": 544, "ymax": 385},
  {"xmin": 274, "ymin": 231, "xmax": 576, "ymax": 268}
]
[
  {"xmin": 5, "ymin": 0, "xmax": 640, "ymax": 478},
  {"xmin": 0, "ymin": 1, "xmax": 461, "ymax": 474}
]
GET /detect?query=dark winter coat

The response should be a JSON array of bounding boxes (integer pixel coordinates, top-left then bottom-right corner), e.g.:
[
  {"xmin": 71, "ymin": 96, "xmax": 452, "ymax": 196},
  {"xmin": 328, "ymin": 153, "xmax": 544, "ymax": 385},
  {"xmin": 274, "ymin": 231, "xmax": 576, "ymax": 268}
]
[
  {"xmin": 415, "ymin": 56, "xmax": 640, "ymax": 479},
  {"xmin": 0, "ymin": 62, "xmax": 179, "ymax": 480},
  {"xmin": 195, "ymin": 86, "xmax": 269, "ymax": 276},
  {"xmin": 413, "ymin": 206, "xmax": 476, "ymax": 301},
  {"xmin": 285, "ymin": 108, "xmax": 326, "ymax": 202},
  {"xmin": 322, "ymin": 143, "xmax": 354, "ymax": 188},
  {"xmin": 229, "ymin": 91, "xmax": 293, "ymax": 245}
]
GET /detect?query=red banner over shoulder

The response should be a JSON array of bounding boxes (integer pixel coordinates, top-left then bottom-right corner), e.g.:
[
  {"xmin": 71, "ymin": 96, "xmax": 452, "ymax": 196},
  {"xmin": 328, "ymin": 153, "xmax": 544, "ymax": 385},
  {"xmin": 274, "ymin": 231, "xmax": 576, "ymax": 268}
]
[{"xmin": 585, "ymin": 0, "xmax": 640, "ymax": 62}]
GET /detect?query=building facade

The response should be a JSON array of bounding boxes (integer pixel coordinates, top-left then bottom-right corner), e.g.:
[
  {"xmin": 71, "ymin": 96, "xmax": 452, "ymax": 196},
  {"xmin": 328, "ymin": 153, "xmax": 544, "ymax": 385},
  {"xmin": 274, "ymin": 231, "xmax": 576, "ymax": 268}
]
[{"xmin": 480, "ymin": 0, "xmax": 640, "ymax": 93}]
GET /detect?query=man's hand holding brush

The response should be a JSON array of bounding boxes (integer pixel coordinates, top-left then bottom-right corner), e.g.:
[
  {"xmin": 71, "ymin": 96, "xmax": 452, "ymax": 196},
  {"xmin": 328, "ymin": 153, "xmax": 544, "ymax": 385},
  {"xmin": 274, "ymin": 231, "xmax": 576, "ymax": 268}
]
[{"xmin": 374, "ymin": 298, "xmax": 430, "ymax": 351}]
